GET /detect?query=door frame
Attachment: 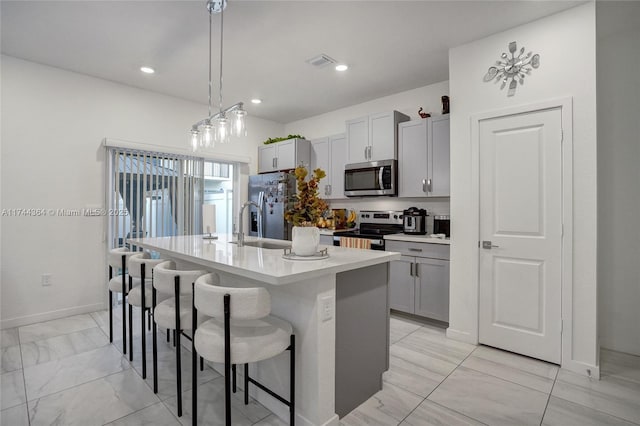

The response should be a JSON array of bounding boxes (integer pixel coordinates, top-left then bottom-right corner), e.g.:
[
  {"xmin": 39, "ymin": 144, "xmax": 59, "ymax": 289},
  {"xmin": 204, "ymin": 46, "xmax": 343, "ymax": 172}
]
[{"xmin": 470, "ymin": 97, "xmax": 574, "ymax": 370}]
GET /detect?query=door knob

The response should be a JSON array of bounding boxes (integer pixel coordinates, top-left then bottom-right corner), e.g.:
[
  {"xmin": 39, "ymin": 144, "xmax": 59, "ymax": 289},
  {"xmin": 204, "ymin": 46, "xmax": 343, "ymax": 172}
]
[{"xmin": 482, "ymin": 241, "xmax": 500, "ymax": 249}]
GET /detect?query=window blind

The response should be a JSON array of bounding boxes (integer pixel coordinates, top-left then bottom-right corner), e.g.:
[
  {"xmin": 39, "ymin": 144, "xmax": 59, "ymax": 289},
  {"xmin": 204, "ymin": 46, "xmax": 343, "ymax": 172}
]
[{"xmin": 106, "ymin": 147, "xmax": 204, "ymax": 250}]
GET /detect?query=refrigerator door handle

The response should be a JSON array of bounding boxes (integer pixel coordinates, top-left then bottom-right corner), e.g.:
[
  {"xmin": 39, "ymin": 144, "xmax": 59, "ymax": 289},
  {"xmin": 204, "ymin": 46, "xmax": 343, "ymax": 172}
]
[{"xmin": 257, "ymin": 191, "xmax": 264, "ymax": 238}]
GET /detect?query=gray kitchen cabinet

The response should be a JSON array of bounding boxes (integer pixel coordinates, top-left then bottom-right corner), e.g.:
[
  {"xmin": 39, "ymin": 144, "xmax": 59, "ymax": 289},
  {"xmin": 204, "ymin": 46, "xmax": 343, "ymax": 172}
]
[
  {"xmin": 258, "ymin": 144, "xmax": 277, "ymax": 173},
  {"xmin": 398, "ymin": 115, "xmax": 450, "ymax": 197},
  {"xmin": 311, "ymin": 134, "xmax": 347, "ymax": 199},
  {"xmin": 346, "ymin": 111, "xmax": 409, "ymax": 163},
  {"xmin": 386, "ymin": 240, "xmax": 450, "ymax": 322},
  {"xmin": 346, "ymin": 116, "xmax": 369, "ymax": 163},
  {"xmin": 258, "ymin": 138, "xmax": 311, "ymax": 173},
  {"xmin": 414, "ymin": 257, "xmax": 450, "ymax": 321},
  {"xmin": 389, "ymin": 256, "xmax": 415, "ymax": 314}
]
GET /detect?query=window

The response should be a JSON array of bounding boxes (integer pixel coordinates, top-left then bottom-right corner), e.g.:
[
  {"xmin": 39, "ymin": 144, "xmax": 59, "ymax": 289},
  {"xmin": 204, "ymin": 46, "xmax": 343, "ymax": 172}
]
[{"xmin": 106, "ymin": 148, "xmax": 204, "ymax": 249}]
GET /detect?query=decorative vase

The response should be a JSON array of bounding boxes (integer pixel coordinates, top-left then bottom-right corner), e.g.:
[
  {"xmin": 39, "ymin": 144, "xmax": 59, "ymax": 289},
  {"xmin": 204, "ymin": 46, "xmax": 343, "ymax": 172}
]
[{"xmin": 291, "ymin": 226, "xmax": 320, "ymax": 256}]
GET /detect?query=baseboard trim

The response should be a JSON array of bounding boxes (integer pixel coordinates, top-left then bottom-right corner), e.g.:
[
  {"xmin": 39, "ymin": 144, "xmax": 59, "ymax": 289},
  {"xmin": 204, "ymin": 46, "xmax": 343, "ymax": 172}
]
[
  {"xmin": 561, "ymin": 359, "xmax": 600, "ymax": 380},
  {"xmin": 0, "ymin": 303, "xmax": 105, "ymax": 329},
  {"xmin": 446, "ymin": 327, "xmax": 478, "ymax": 345}
]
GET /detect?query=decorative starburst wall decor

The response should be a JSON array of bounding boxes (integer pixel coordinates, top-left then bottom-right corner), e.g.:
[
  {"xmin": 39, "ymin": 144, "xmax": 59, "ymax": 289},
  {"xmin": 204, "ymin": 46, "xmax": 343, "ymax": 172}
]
[{"xmin": 484, "ymin": 41, "xmax": 540, "ymax": 97}]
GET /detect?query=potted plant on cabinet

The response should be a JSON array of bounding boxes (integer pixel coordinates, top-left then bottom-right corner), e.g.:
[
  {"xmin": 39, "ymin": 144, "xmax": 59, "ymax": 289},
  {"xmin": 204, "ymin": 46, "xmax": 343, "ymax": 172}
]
[{"xmin": 284, "ymin": 165, "xmax": 329, "ymax": 256}]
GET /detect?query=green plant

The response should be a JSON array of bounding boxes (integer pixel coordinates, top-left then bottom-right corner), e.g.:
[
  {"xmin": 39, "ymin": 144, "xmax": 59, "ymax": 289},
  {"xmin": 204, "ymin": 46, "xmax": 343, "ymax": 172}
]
[
  {"xmin": 284, "ymin": 166, "xmax": 329, "ymax": 227},
  {"xmin": 263, "ymin": 134, "xmax": 305, "ymax": 145}
]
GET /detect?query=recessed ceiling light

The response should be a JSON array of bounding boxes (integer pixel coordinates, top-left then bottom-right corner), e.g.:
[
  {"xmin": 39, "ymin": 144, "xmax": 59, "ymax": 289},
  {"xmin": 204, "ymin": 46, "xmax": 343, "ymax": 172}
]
[
  {"xmin": 335, "ymin": 64, "xmax": 349, "ymax": 72},
  {"xmin": 251, "ymin": 99, "xmax": 262, "ymax": 104},
  {"xmin": 140, "ymin": 66, "xmax": 155, "ymax": 74}
]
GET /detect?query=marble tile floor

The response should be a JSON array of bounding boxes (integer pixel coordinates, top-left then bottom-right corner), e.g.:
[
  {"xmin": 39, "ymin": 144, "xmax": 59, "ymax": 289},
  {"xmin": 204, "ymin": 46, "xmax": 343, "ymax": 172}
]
[
  {"xmin": 339, "ymin": 314, "xmax": 640, "ymax": 426},
  {"xmin": 1, "ymin": 310, "xmax": 639, "ymax": 425}
]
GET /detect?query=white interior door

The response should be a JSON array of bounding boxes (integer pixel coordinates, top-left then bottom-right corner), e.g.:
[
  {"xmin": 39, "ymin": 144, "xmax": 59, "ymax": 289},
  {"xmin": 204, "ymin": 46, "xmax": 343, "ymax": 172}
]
[{"xmin": 479, "ymin": 107, "xmax": 563, "ymax": 364}]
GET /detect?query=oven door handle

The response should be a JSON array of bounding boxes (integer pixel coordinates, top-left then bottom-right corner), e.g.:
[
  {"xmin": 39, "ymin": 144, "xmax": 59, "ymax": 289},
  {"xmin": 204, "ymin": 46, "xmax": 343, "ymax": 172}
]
[{"xmin": 370, "ymin": 239, "xmax": 384, "ymax": 247}]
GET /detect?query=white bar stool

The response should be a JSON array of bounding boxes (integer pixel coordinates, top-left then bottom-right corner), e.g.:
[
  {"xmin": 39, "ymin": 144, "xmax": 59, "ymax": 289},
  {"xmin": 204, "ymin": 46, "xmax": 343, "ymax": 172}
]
[
  {"xmin": 152, "ymin": 261, "xmax": 207, "ymax": 417},
  {"xmin": 107, "ymin": 248, "xmax": 138, "ymax": 355},
  {"xmin": 127, "ymin": 252, "xmax": 168, "ymax": 377},
  {"xmin": 192, "ymin": 273, "xmax": 296, "ymax": 426}
]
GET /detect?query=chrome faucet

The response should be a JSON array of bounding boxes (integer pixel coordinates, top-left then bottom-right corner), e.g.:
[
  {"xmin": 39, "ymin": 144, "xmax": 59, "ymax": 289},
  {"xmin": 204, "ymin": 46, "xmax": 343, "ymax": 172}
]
[{"xmin": 237, "ymin": 201, "xmax": 263, "ymax": 247}]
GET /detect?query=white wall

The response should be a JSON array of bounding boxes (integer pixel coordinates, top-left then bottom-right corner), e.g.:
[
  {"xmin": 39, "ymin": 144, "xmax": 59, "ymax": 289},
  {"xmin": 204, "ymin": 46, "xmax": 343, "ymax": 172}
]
[
  {"xmin": 284, "ymin": 81, "xmax": 451, "ymax": 221},
  {"xmin": 448, "ymin": 3, "xmax": 598, "ymax": 374},
  {"xmin": 596, "ymin": 2, "xmax": 640, "ymax": 356},
  {"xmin": 0, "ymin": 55, "xmax": 284, "ymax": 328}
]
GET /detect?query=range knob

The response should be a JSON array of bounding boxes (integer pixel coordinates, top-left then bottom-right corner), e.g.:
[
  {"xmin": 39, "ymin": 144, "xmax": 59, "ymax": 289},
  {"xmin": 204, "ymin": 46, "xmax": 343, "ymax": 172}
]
[{"xmin": 393, "ymin": 214, "xmax": 398, "ymax": 219}]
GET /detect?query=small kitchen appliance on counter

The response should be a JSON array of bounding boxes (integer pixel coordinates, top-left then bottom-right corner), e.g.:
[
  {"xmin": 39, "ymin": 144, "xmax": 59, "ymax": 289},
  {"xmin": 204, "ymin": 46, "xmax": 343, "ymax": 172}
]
[
  {"xmin": 433, "ymin": 215, "xmax": 450, "ymax": 238},
  {"xmin": 402, "ymin": 207, "xmax": 427, "ymax": 235}
]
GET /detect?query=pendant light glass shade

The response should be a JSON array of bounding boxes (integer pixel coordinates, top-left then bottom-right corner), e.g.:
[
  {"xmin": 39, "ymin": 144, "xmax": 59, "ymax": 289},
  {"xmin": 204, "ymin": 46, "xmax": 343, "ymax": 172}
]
[
  {"xmin": 202, "ymin": 122, "xmax": 214, "ymax": 148},
  {"xmin": 189, "ymin": 0, "xmax": 246, "ymax": 151},
  {"xmin": 214, "ymin": 116, "xmax": 229, "ymax": 144},
  {"xmin": 233, "ymin": 108, "xmax": 247, "ymax": 136},
  {"xmin": 190, "ymin": 128, "xmax": 200, "ymax": 152}
]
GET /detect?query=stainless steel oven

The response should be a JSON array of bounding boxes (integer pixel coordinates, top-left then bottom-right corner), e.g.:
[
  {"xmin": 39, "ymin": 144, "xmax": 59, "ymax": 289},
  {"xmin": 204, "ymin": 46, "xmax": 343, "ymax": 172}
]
[
  {"xmin": 344, "ymin": 160, "xmax": 397, "ymax": 197},
  {"xmin": 332, "ymin": 211, "xmax": 404, "ymax": 251}
]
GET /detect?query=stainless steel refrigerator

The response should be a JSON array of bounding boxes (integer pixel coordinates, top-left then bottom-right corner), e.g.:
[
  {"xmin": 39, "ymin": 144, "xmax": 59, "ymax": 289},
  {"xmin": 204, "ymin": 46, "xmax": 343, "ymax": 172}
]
[{"xmin": 248, "ymin": 172, "xmax": 295, "ymax": 240}]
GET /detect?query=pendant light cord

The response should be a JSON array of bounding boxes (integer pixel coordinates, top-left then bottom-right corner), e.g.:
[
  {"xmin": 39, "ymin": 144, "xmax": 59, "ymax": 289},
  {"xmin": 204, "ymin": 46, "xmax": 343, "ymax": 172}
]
[
  {"xmin": 208, "ymin": 8, "xmax": 212, "ymax": 118},
  {"xmin": 218, "ymin": 2, "xmax": 224, "ymax": 114}
]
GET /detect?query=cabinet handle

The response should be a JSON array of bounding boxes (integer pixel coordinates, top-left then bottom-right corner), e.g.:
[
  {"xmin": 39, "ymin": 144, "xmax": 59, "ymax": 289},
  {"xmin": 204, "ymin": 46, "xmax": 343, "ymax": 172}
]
[
  {"xmin": 364, "ymin": 147, "xmax": 368, "ymax": 160},
  {"xmin": 427, "ymin": 178, "xmax": 432, "ymax": 192},
  {"xmin": 327, "ymin": 184, "xmax": 332, "ymax": 195},
  {"xmin": 422, "ymin": 179, "xmax": 427, "ymax": 193},
  {"xmin": 408, "ymin": 248, "xmax": 423, "ymax": 252},
  {"xmin": 368, "ymin": 146, "xmax": 372, "ymax": 159},
  {"xmin": 272, "ymin": 158, "xmax": 276, "ymax": 168},
  {"xmin": 275, "ymin": 157, "xmax": 278, "ymax": 168},
  {"xmin": 409, "ymin": 262, "xmax": 414, "ymax": 276},
  {"xmin": 415, "ymin": 263, "xmax": 420, "ymax": 278}
]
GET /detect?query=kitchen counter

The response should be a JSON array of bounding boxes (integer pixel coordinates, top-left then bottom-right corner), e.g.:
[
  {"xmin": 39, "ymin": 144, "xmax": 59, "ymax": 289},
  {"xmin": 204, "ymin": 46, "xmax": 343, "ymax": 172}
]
[
  {"xmin": 128, "ymin": 234, "xmax": 399, "ymax": 425},
  {"xmin": 384, "ymin": 234, "xmax": 451, "ymax": 245},
  {"xmin": 129, "ymin": 234, "xmax": 398, "ymax": 285}
]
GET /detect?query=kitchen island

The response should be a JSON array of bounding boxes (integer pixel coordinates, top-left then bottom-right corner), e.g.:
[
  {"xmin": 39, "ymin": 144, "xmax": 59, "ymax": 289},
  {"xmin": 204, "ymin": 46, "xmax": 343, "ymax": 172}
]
[{"xmin": 128, "ymin": 234, "xmax": 400, "ymax": 426}]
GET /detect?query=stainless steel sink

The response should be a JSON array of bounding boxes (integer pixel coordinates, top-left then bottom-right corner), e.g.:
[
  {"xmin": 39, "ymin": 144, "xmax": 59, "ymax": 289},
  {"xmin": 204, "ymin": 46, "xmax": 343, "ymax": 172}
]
[{"xmin": 230, "ymin": 240, "xmax": 292, "ymax": 250}]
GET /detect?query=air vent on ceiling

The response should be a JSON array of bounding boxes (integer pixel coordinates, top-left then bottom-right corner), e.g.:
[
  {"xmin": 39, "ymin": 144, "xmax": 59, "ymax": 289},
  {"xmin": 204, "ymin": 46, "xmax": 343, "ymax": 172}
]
[{"xmin": 306, "ymin": 54, "xmax": 337, "ymax": 68}]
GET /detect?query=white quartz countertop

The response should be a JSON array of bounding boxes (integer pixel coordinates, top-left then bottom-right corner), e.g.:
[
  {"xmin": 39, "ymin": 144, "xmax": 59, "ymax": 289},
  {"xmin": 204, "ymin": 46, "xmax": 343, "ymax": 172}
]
[
  {"xmin": 128, "ymin": 234, "xmax": 400, "ymax": 286},
  {"xmin": 384, "ymin": 234, "xmax": 451, "ymax": 245}
]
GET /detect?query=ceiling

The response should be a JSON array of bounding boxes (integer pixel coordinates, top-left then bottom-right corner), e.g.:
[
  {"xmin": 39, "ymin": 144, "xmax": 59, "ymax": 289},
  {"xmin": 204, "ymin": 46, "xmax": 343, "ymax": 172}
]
[{"xmin": 1, "ymin": 1, "xmax": 581, "ymax": 123}]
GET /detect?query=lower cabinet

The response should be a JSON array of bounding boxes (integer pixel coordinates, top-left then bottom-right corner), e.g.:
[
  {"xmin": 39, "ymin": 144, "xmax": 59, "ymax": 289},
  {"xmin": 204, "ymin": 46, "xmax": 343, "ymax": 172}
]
[{"xmin": 387, "ymin": 241, "xmax": 450, "ymax": 322}]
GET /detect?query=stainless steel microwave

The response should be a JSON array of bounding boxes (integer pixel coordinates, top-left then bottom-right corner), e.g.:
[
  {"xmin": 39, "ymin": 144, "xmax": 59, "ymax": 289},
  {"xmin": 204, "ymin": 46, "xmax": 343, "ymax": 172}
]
[{"xmin": 344, "ymin": 159, "xmax": 397, "ymax": 197}]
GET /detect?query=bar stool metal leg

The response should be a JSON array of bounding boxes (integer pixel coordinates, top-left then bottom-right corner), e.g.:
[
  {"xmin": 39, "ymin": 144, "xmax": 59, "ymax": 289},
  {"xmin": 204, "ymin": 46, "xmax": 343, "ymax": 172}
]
[
  {"xmin": 232, "ymin": 364, "xmax": 237, "ymax": 393},
  {"xmin": 128, "ymin": 276, "xmax": 133, "ymax": 362},
  {"xmin": 290, "ymin": 334, "xmax": 295, "ymax": 426},
  {"xmin": 152, "ymin": 286, "xmax": 158, "ymax": 394},
  {"xmin": 244, "ymin": 364, "xmax": 249, "ymax": 405},
  {"xmin": 175, "ymin": 277, "xmax": 183, "ymax": 417},
  {"xmin": 108, "ymin": 266, "xmax": 113, "ymax": 343},
  {"xmin": 141, "ymin": 265, "xmax": 147, "ymax": 379},
  {"xmin": 121, "ymin": 256, "xmax": 127, "ymax": 355},
  {"xmin": 191, "ymin": 282, "xmax": 198, "ymax": 426},
  {"xmin": 224, "ymin": 293, "xmax": 231, "ymax": 426}
]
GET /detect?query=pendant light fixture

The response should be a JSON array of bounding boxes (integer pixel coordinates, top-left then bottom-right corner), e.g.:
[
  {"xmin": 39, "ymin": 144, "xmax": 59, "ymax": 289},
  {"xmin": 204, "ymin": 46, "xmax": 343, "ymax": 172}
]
[{"xmin": 190, "ymin": 0, "xmax": 246, "ymax": 151}]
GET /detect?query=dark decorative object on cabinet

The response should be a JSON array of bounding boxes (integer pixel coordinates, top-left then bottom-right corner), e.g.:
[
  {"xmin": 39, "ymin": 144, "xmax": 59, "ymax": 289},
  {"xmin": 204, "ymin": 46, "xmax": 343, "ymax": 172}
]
[
  {"xmin": 418, "ymin": 107, "xmax": 430, "ymax": 119},
  {"xmin": 441, "ymin": 96, "xmax": 450, "ymax": 114}
]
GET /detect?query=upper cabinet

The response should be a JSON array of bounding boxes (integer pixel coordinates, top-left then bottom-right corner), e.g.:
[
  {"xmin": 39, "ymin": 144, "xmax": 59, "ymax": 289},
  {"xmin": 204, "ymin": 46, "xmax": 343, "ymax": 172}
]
[
  {"xmin": 310, "ymin": 133, "xmax": 347, "ymax": 199},
  {"xmin": 346, "ymin": 111, "xmax": 409, "ymax": 163},
  {"xmin": 258, "ymin": 138, "xmax": 311, "ymax": 174},
  {"xmin": 398, "ymin": 115, "xmax": 450, "ymax": 197}
]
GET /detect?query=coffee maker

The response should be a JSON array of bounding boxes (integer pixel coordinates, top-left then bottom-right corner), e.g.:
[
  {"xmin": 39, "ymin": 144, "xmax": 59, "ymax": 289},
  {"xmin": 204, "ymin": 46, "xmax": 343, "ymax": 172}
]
[{"xmin": 402, "ymin": 207, "xmax": 427, "ymax": 235}]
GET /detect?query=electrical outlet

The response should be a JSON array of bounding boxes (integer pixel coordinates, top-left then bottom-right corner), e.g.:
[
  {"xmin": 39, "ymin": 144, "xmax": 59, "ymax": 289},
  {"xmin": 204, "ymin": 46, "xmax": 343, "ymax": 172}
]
[
  {"xmin": 42, "ymin": 273, "xmax": 53, "ymax": 286},
  {"xmin": 320, "ymin": 295, "xmax": 333, "ymax": 322}
]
